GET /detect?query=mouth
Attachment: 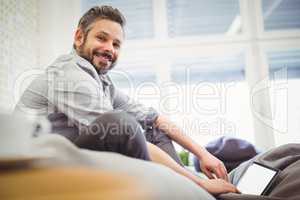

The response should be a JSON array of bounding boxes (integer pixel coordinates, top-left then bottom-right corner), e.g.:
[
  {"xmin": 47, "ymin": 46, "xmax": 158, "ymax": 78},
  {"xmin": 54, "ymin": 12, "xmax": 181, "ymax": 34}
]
[{"xmin": 94, "ymin": 52, "xmax": 113, "ymax": 63}]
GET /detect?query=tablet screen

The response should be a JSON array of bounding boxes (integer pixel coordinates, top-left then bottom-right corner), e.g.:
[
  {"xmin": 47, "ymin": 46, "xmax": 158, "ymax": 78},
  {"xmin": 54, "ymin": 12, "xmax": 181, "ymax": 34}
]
[{"xmin": 236, "ymin": 162, "xmax": 278, "ymax": 195}]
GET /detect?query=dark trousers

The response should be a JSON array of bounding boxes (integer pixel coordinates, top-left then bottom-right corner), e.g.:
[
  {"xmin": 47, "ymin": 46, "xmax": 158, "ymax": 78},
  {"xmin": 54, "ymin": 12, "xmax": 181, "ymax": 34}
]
[{"xmin": 73, "ymin": 111, "xmax": 182, "ymax": 165}]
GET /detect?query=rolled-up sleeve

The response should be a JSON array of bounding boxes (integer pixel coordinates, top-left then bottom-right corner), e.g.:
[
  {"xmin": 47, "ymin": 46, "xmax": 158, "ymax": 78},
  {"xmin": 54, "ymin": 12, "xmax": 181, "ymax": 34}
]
[{"xmin": 112, "ymin": 88, "xmax": 159, "ymax": 130}]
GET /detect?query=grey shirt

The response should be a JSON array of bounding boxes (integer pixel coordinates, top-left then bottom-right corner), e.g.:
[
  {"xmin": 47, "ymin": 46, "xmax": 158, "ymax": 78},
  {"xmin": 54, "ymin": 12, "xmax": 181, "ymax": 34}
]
[{"xmin": 15, "ymin": 51, "xmax": 158, "ymax": 140}]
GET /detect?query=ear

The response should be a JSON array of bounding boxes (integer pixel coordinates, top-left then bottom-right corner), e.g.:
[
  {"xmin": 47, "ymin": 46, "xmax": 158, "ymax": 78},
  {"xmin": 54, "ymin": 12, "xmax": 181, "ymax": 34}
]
[{"xmin": 74, "ymin": 28, "xmax": 84, "ymax": 49}]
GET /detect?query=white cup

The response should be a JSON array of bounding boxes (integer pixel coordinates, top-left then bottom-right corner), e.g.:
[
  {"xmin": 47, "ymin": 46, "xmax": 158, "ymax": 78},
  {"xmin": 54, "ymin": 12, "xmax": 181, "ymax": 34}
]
[{"xmin": 0, "ymin": 112, "xmax": 36, "ymax": 158}]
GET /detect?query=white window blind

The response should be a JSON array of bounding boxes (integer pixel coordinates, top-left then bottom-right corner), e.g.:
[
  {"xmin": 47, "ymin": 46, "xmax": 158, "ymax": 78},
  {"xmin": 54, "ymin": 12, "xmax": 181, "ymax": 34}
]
[
  {"xmin": 262, "ymin": 0, "xmax": 300, "ymax": 31},
  {"xmin": 110, "ymin": 64, "xmax": 157, "ymax": 88},
  {"xmin": 268, "ymin": 49, "xmax": 300, "ymax": 79},
  {"xmin": 81, "ymin": 0, "xmax": 154, "ymax": 39},
  {"xmin": 171, "ymin": 53, "xmax": 245, "ymax": 84},
  {"xmin": 167, "ymin": 0, "xmax": 241, "ymax": 37}
]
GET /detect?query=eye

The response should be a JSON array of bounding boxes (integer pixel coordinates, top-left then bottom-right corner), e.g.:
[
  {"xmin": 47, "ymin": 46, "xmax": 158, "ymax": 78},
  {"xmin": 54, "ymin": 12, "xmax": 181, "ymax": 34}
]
[
  {"xmin": 96, "ymin": 35, "xmax": 106, "ymax": 41},
  {"xmin": 113, "ymin": 42, "xmax": 120, "ymax": 49}
]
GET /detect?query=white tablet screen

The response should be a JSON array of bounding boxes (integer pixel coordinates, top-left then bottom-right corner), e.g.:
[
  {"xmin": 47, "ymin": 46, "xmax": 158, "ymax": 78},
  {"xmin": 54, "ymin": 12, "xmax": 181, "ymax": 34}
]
[{"xmin": 236, "ymin": 163, "xmax": 277, "ymax": 195}]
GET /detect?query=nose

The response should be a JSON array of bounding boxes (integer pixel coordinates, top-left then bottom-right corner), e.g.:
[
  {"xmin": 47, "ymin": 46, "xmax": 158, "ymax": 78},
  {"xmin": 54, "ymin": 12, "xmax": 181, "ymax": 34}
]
[{"xmin": 102, "ymin": 41, "xmax": 114, "ymax": 54}]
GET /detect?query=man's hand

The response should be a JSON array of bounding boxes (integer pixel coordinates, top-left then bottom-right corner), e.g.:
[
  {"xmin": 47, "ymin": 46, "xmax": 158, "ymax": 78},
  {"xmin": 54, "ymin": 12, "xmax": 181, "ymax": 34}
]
[
  {"xmin": 154, "ymin": 116, "xmax": 229, "ymax": 181},
  {"xmin": 197, "ymin": 178, "xmax": 240, "ymax": 196},
  {"xmin": 199, "ymin": 151, "xmax": 229, "ymax": 181}
]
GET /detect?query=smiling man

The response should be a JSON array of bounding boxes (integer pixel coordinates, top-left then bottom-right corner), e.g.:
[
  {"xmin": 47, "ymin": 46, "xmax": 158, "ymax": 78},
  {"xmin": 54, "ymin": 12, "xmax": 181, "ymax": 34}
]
[
  {"xmin": 74, "ymin": 16, "xmax": 122, "ymax": 74},
  {"xmin": 15, "ymin": 6, "xmax": 238, "ymax": 195}
]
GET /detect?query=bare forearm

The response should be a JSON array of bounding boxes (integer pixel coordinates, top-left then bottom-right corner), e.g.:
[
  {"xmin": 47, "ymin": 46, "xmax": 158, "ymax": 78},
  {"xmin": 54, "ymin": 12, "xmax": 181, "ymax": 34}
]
[
  {"xmin": 147, "ymin": 142, "xmax": 201, "ymax": 184},
  {"xmin": 154, "ymin": 115, "xmax": 229, "ymax": 181},
  {"xmin": 154, "ymin": 115, "xmax": 209, "ymax": 159},
  {"xmin": 147, "ymin": 142, "xmax": 238, "ymax": 195}
]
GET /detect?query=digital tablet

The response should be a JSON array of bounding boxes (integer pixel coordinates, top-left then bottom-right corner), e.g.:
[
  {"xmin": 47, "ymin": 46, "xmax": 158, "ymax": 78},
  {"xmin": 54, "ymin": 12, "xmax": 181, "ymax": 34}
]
[{"xmin": 236, "ymin": 162, "xmax": 280, "ymax": 195}]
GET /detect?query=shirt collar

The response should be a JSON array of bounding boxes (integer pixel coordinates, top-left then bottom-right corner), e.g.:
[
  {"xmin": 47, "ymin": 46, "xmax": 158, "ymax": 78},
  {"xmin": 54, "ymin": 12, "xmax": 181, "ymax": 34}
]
[
  {"xmin": 99, "ymin": 75, "xmax": 112, "ymax": 86},
  {"xmin": 71, "ymin": 49, "xmax": 112, "ymax": 86}
]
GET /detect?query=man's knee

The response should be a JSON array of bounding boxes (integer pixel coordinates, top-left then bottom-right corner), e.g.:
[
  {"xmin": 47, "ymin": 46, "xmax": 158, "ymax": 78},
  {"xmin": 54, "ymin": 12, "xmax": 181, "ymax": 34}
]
[
  {"xmin": 86, "ymin": 111, "xmax": 149, "ymax": 160},
  {"xmin": 89, "ymin": 111, "xmax": 143, "ymax": 140}
]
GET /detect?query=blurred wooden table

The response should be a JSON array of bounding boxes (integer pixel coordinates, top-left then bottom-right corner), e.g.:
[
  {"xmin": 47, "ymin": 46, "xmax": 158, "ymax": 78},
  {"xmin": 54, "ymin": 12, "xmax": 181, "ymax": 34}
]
[{"xmin": 0, "ymin": 166, "xmax": 150, "ymax": 200}]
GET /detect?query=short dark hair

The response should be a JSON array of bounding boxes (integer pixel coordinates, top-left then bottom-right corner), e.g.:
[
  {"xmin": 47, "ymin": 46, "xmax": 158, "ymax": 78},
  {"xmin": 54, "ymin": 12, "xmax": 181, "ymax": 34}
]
[
  {"xmin": 78, "ymin": 5, "xmax": 126, "ymax": 32},
  {"xmin": 74, "ymin": 5, "xmax": 126, "ymax": 49}
]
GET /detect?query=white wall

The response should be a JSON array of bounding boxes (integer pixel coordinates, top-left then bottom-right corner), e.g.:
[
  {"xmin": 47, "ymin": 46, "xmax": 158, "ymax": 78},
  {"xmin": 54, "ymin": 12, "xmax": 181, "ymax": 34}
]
[
  {"xmin": 0, "ymin": 0, "xmax": 39, "ymax": 111},
  {"xmin": 38, "ymin": 0, "xmax": 81, "ymax": 67}
]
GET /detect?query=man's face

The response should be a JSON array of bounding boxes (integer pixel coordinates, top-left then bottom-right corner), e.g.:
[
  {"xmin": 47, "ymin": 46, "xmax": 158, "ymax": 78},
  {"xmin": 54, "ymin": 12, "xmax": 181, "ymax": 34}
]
[{"xmin": 75, "ymin": 19, "xmax": 124, "ymax": 74}]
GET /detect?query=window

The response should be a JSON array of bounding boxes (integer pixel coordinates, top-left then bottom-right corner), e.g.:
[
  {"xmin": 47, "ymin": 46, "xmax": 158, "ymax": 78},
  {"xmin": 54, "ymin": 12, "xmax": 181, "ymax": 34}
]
[
  {"xmin": 262, "ymin": 0, "xmax": 300, "ymax": 31},
  {"xmin": 267, "ymin": 49, "xmax": 300, "ymax": 145},
  {"xmin": 82, "ymin": 0, "xmax": 154, "ymax": 39},
  {"xmin": 167, "ymin": 0, "xmax": 242, "ymax": 37},
  {"xmin": 110, "ymin": 64, "xmax": 157, "ymax": 88},
  {"xmin": 171, "ymin": 54, "xmax": 245, "ymax": 83},
  {"xmin": 268, "ymin": 49, "xmax": 300, "ymax": 79},
  {"xmin": 110, "ymin": 63, "xmax": 160, "ymax": 110},
  {"xmin": 168, "ymin": 53, "xmax": 254, "ymax": 144}
]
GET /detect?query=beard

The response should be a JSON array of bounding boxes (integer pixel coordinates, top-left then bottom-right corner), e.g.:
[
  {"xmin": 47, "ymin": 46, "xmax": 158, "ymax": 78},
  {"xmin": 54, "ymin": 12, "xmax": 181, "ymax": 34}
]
[
  {"xmin": 77, "ymin": 41, "xmax": 117, "ymax": 75},
  {"xmin": 96, "ymin": 59, "xmax": 117, "ymax": 74}
]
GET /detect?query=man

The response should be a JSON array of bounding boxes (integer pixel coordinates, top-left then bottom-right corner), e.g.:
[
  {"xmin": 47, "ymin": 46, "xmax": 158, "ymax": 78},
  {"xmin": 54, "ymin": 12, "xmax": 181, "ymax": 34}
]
[{"xmin": 15, "ymin": 6, "xmax": 238, "ymax": 195}]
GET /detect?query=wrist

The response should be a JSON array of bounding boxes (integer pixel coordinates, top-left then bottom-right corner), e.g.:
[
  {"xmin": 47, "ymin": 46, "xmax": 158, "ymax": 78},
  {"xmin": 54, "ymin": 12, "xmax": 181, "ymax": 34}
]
[
  {"xmin": 195, "ymin": 146, "xmax": 210, "ymax": 160},
  {"xmin": 195, "ymin": 178, "xmax": 206, "ymax": 186},
  {"xmin": 181, "ymin": 169, "xmax": 204, "ymax": 186}
]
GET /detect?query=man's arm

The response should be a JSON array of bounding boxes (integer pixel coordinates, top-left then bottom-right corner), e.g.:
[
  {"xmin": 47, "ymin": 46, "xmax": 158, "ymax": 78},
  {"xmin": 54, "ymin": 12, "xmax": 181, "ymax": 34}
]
[
  {"xmin": 147, "ymin": 142, "xmax": 238, "ymax": 195},
  {"xmin": 112, "ymin": 87, "xmax": 228, "ymax": 179},
  {"xmin": 154, "ymin": 115, "xmax": 229, "ymax": 181}
]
